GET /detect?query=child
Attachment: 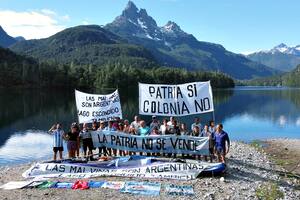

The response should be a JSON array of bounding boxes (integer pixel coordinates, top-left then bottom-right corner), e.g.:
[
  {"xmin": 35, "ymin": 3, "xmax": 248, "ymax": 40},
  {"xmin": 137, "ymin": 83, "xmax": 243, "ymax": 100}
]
[{"xmin": 49, "ymin": 123, "xmax": 65, "ymax": 161}]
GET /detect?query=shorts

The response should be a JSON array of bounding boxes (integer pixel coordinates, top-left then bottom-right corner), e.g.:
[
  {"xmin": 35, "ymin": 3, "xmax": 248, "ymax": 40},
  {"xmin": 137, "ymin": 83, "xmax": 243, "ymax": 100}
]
[
  {"xmin": 82, "ymin": 138, "xmax": 94, "ymax": 152},
  {"xmin": 53, "ymin": 147, "xmax": 63, "ymax": 153},
  {"xmin": 216, "ymin": 146, "xmax": 225, "ymax": 155},
  {"xmin": 67, "ymin": 141, "xmax": 78, "ymax": 151}
]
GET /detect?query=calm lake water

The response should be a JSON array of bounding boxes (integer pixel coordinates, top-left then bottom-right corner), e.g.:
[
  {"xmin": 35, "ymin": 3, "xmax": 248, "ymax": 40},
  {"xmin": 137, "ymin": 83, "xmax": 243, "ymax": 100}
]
[{"xmin": 0, "ymin": 86, "xmax": 299, "ymax": 166}]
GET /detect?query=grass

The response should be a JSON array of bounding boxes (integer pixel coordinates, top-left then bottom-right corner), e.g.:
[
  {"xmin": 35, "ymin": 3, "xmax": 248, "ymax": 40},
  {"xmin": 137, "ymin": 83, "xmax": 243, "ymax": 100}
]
[
  {"xmin": 255, "ymin": 182, "xmax": 284, "ymax": 200},
  {"xmin": 249, "ymin": 140, "xmax": 264, "ymax": 150}
]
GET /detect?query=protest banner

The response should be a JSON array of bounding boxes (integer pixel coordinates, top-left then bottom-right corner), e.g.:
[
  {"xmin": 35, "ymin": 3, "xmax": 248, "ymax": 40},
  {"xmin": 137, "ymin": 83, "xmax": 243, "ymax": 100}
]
[
  {"xmin": 91, "ymin": 130, "xmax": 209, "ymax": 155},
  {"xmin": 22, "ymin": 159, "xmax": 208, "ymax": 180},
  {"xmin": 121, "ymin": 181, "xmax": 161, "ymax": 196},
  {"xmin": 139, "ymin": 81, "xmax": 214, "ymax": 116},
  {"xmin": 75, "ymin": 89, "xmax": 122, "ymax": 123}
]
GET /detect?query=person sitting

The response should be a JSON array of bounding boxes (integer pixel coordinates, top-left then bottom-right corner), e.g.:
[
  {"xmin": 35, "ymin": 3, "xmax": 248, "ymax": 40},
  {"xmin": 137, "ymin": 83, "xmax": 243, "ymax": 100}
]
[
  {"xmin": 215, "ymin": 124, "xmax": 230, "ymax": 163},
  {"xmin": 201, "ymin": 124, "xmax": 215, "ymax": 162},
  {"xmin": 48, "ymin": 123, "xmax": 65, "ymax": 161},
  {"xmin": 191, "ymin": 117, "xmax": 202, "ymax": 132}
]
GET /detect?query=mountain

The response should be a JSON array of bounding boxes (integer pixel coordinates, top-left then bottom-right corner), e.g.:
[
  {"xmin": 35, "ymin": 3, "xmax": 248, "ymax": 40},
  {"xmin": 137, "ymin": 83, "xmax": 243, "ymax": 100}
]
[
  {"xmin": 14, "ymin": 36, "xmax": 25, "ymax": 42},
  {"xmin": 105, "ymin": 1, "xmax": 278, "ymax": 80},
  {"xmin": 247, "ymin": 43, "xmax": 300, "ymax": 72},
  {"xmin": 0, "ymin": 26, "xmax": 17, "ymax": 47},
  {"xmin": 10, "ymin": 25, "xmax": 157, "ymax": 68}
]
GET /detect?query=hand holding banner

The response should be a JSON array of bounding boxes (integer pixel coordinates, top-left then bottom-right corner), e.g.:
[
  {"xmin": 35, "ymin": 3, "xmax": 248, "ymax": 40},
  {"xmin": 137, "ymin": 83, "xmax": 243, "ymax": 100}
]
[
  {"xmin": 75, "ymin": 89, "xmax": 122, "ymax": 123},
  {"xmin": 139, "ymin": 81, "xmax": 214, "ymax": 116}
]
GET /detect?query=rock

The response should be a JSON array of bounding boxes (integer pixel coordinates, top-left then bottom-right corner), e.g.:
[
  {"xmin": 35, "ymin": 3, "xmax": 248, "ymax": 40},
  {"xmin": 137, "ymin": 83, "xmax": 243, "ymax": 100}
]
[{"xmin": 220, "ymin": 177, "xmax": 225, "ymax": 182}]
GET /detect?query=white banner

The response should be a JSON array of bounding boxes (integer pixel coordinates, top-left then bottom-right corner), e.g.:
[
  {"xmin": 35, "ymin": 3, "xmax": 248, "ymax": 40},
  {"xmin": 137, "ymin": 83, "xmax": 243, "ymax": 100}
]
[
  {"xmin": 91, "ymin": 131, "xmax": 209, "ymax": 155},
  {"xmin": 139, "ymin": 81, "xmax": 214, "ymax": 116},
  {"xmin": 22, "ymin": 162, "xmax": 207, "ymax": 180},
  {"xmin": 75, "ymin": 90, "xmax": 122, "ymax": 123}
]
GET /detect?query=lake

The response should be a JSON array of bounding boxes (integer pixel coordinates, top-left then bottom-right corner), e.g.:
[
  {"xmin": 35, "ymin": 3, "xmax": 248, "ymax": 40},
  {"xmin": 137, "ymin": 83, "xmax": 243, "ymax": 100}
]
[{"xmin": 0, "ymin": 86, "xmax": 299, "ymax": 166}]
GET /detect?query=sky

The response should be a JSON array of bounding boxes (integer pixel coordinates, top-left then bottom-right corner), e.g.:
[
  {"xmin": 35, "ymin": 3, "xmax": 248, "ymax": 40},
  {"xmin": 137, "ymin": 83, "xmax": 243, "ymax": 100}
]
[{"xmin": 0, "ymin": 0, "xmax": 299, "ymax": 54}]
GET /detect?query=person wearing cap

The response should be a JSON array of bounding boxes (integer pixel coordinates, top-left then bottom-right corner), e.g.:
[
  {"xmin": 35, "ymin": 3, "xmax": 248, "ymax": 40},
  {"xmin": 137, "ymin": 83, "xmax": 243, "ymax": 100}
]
[{"xmin": 149, "ymin": 116, "xmax": 160, "ymax": 133}]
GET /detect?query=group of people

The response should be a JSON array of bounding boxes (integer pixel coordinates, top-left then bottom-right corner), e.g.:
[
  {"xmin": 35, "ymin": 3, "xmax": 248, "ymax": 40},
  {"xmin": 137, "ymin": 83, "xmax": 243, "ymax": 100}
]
[{"xmin": 49, "ymin": 116, "xmax": 230, "ymax": 163}]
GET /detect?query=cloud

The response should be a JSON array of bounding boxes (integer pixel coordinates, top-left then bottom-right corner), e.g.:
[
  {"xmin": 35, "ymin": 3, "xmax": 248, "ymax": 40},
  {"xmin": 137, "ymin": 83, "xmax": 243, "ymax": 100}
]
[{"xmin": 0, "ymin": 9, "xmax": 68, "ymax": 39}]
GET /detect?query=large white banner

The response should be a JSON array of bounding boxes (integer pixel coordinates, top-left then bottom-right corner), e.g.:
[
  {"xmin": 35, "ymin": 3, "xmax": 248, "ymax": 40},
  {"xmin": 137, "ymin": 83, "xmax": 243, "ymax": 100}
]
[
  {"xmin": 22, "ymin": 161, "xmax": 208, "ymax": 180},
  {"xmin": 91, "ymin": 131, "xmax": 209, "ymax": 155},
  {"xmin": 139, "ymin": 81, "xmax": 214, "ymax": 116},
  {"xmin": 75, "ymin": 90, "xmax": 122, "ymax": 123}
]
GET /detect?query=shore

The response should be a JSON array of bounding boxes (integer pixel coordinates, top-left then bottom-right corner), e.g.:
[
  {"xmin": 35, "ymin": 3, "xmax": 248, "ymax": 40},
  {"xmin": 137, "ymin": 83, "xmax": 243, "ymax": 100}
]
[{"xmin": 0, "ymin": 139, "xmax": 299, "ymax": 200}]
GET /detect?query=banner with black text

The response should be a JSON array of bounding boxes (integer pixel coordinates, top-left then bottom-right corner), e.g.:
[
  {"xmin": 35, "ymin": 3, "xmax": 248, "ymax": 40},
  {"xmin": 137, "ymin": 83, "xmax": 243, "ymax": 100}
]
[
  {"xmin": 75, "ymin": 89, "xmax": 122, "ymax": 123},
  {"xmin": 139, "ymin": 81, "xmax": 214, "ymax": 116},
  {"xmin": 91, "ymin": 131, "xmax": 209, "ymax": 155}
]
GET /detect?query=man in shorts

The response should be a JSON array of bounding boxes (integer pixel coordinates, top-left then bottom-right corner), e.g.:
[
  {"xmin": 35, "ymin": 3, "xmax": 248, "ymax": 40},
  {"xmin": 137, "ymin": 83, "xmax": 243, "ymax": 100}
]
[
  {"xmin": 49, "ymin": 123, "xmax": 65, "ymax": 161},
  {"xmin": 214, "ymin": 124, "xmax": 230, "ymax": 163}
]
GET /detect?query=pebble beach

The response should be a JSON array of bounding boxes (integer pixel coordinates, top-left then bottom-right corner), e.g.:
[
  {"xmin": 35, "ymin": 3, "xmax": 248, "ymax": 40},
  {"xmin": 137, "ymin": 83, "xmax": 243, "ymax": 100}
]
[{"xmin": 0, "ymin": 139, "xmax": 299, "ymax": 200}]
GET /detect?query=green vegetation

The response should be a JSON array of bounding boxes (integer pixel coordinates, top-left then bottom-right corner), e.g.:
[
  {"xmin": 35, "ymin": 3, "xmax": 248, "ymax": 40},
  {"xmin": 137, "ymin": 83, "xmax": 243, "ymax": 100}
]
[
  {"xmin": 250, "ymin": 140, "xmax": 264, "ymax": 150},
  {"xmin": 240, "ymin": 64, "xmax": 300, "ymax": 87},
  {"xmin": 10, "ymin": 25, "xmax": 157, "ymax": 69},
  {"xmin": 255, "ymin": 182, "xmax": 284, "ymax": 200},
  {"xmin": 0, "ymin": 47, "xmax": 235, "ymax": 89}
]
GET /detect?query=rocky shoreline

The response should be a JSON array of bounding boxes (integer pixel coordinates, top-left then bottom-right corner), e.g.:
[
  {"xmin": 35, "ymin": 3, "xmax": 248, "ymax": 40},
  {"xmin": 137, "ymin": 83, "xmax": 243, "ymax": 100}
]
[{"xmin": 0, "ymin": 140, "xmax": 299, "ymax": 200}]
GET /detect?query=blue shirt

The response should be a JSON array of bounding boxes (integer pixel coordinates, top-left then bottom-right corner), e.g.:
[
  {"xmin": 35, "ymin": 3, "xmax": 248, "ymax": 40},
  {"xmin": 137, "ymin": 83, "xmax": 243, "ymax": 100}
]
[
  {"xmin": 215, "ymin": 131, "xmax": 230, "ymax": 149},
  {"xmin": 138, "ymin": 126, "xmax": 150, "ymax": 136},
  {"xmin": 52, "ymin": 129, "xmax": 64, "ymax": 147}
]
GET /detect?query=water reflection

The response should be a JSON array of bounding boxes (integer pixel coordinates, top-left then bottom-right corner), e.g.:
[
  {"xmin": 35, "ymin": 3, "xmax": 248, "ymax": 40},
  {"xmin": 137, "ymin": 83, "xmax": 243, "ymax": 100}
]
[{"xmin": 0, "ymin": 87, "xmax": 299, "ymax": 166}]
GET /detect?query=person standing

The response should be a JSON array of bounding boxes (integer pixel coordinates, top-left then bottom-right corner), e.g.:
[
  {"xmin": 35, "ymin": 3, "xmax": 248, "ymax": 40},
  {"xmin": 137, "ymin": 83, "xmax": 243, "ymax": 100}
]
[
  {"xmin": 49, "ymin": 123, "xmax": 65, "ymax": 161},
  {"xmin": 66, "ymin": 124, "xmax": 80, "ymax": 159},
  {"xmin": 201, "ymin": 124, "xmax": 215, "ymax": 162},
  {"xmin": 97, "ymin": 121, "xmax": 107, "ymax": 157},
  {"xmin": 215, "ymin": 124, "xmax": 230, "ymax": 163},
  {"xmin": 104, "ymin": 121, "xmax": 116, "ymax": 156},
  {"xmin": 209, "ymin": 120, "xmax": 216, "ymax": 133},
  {"xmin": 79, "ymin": 123, "xmax": 94, "ymax": 160},
  {"xmin": 138, "ymin": 120, "xmax": 150, "ymax": 156},
  {"xmin": 149, "ymin": 116, "xmax": 160, "ymax": 132},
  {"xmin": 191, "ymin": 117, "xmax": 202, "ymax": 132},
  {"xmin": 160, "ymin": 119, "xmax": 169, "ymax": 135},
  {"xmin": 130, "ymin": 115, "xmax": 140, "ymax": 133},
  {"xmin": 168, "ymin": 120, "xmax": 180, "ymax": 158}
]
